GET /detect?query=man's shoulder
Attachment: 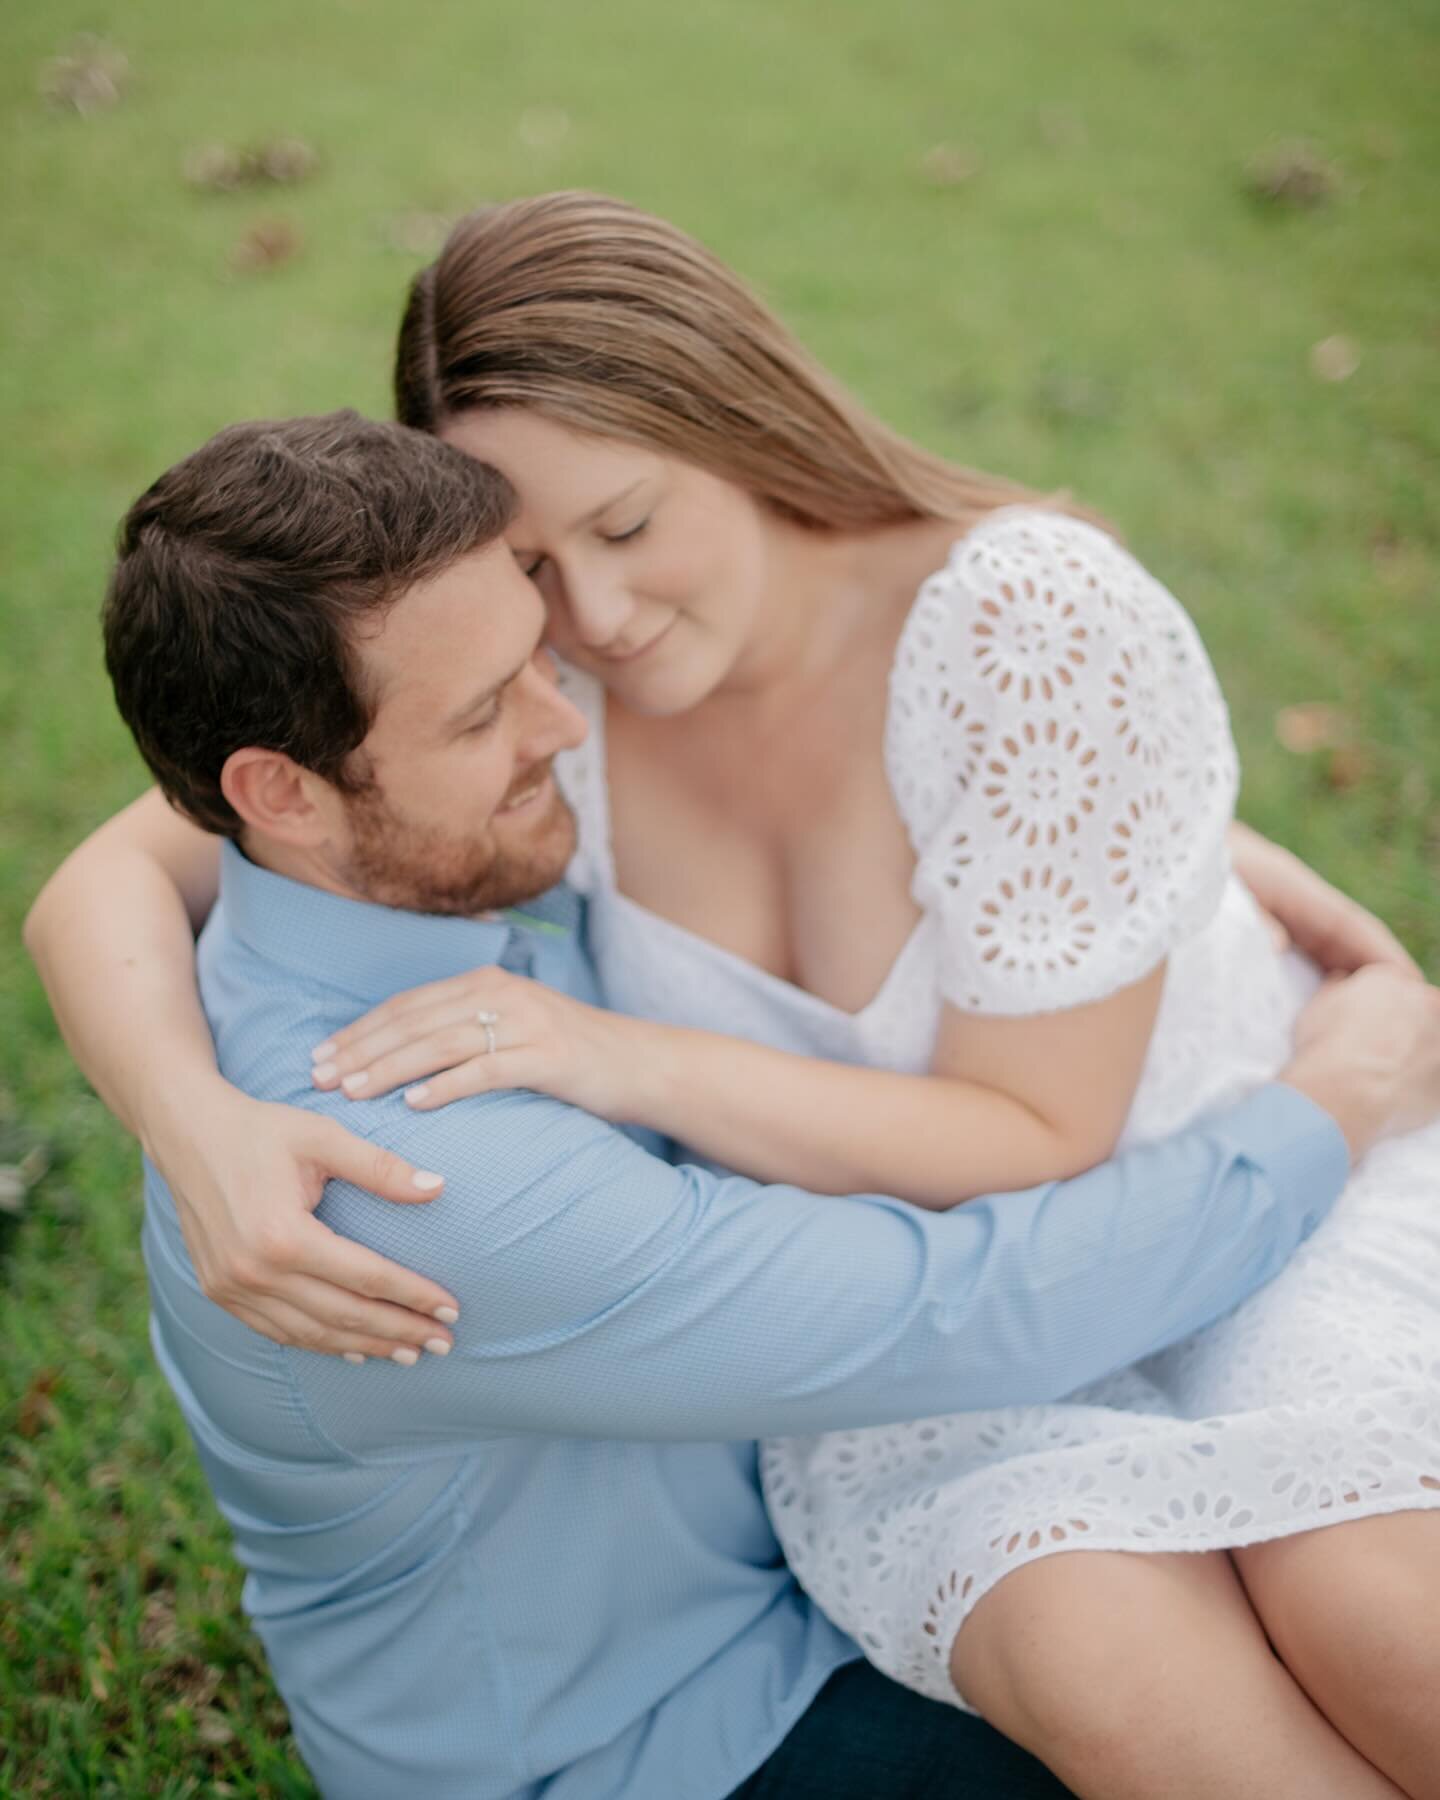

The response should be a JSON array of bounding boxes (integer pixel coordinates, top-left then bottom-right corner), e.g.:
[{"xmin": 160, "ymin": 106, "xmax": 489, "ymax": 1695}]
[
  {"xmin": 192, "ymin": 875, "xmax": 676, "ymax": 1276},
  {"xmin": 198, "ymin": 926, "xmax": 350, "ymax": 1110}
]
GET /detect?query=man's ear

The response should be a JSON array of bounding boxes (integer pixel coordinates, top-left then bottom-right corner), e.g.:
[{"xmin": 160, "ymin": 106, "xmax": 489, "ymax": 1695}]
[{"xmin": 220, "ymin": 748, "xmax": 338, "ymax": 846}]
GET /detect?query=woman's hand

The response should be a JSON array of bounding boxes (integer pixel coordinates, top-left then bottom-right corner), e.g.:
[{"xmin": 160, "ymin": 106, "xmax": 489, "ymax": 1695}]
[
  {"xmin": 1229, "ymin": 821, "xmax": 1422, "ymax": 977},
  {"xmin": 148, "ymin": 1078, "xmax": 462, "ymax": 1364},
  {"xmin": 312, "ymin": 966, "xmax": 656, "ymax": 1121}
]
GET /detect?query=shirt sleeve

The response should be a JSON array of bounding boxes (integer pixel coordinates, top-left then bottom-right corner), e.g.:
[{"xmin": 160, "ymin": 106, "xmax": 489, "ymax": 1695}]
[
  {"xmin": 886, "ymin": 509, "xmax": 1240, "ymax": 1015},
  {"xmin": 291, "ymin": 1080, "xmax": 1347, "ymax": 1456}
]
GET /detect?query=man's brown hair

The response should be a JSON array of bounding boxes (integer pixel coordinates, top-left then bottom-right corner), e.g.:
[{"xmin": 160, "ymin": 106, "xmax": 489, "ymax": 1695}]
[{"xmin": 104, "ymin": 411, "xmax": 515, "ymax": 836}]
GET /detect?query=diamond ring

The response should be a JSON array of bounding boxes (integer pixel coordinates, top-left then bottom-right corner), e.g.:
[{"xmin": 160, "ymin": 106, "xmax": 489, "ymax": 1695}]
[{"xmin": 476, "ymin": 1008, "xmax": 500, "ymax": 1056}]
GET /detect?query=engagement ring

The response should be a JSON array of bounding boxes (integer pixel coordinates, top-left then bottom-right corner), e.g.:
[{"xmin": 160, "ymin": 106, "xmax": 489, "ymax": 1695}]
[{"xmin": 477, "ymin": 1008, "xmax": 500, "ymax": 1056}]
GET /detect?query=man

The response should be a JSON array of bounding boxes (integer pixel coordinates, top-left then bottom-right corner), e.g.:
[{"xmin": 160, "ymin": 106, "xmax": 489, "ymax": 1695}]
[{"xmin": 99, "ymin": 412, "xmax": 1425, "ymax": 1799}]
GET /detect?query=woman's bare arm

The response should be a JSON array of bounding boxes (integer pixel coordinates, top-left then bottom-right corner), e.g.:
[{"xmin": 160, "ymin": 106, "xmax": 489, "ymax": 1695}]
[
  {"xmin": 1229, "ymin": 821, "xmax": 1421, "ymax": 977},
  {"xmin": 25, "ymin": 788, "xmax": 224, "ymax": 1139},
  {"xmin": 316, "ymin": 960, "xmax": 1166, "ymax": 1208},
  {"xmin": 24, "ymin": 789, "xmax": 461, "ymax": 1360},
  {"xmin": 620, "ymin": 972, "xmax": 1166, "ymax": 1203}
]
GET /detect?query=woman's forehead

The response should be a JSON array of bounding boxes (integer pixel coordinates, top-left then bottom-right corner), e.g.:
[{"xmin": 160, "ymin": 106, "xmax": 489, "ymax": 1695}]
[{"xmin": 443, "ymin": 411, "xmax": 660, "ymax": 526}]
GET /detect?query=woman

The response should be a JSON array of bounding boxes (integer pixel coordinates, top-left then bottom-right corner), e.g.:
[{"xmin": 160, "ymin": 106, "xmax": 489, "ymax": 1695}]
[{"xmin": 27, "ymin": 194, "xmax": 1438, "ymax": 1797}]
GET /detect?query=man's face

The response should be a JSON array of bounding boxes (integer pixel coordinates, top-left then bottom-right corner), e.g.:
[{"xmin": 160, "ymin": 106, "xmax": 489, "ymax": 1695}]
[{"xmin": 329, "ymin": 543, "xmax": 587, "ymax": 916}]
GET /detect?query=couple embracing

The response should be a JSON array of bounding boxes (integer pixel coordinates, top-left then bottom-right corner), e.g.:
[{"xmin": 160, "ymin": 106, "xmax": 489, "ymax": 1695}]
[{"xmin": 27, "ymin": 192, "xmax": 1440, "ymax": 1799}]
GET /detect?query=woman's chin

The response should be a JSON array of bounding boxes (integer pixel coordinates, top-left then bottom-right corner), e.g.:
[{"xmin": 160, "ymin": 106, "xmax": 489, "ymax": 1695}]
[{"xmin": 598, "ymin": 657, "xmax": 726, "ymax": 718}]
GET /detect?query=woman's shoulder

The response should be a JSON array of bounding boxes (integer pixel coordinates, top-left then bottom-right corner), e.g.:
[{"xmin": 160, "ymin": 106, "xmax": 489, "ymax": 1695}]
[
  {"xmin": 893, "ymin": 502, "xmax": 1218, "ymax": 714},
  {"xmin": 916, "ymin": 504, "xmax": 1165, "ymax": 634},
  {"xmin": 887, "ymin": 506, "xmax": 1240, "ymax": 1015},
  {"xmin": 885, "ymin": 501, "xmax": 1235, "ymax": 858}
]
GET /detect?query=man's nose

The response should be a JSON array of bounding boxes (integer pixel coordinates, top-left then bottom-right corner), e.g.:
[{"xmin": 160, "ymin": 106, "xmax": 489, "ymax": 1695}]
[{"xmin": 517, "ymin": 656, "xmax": 588, "ymax": 758}]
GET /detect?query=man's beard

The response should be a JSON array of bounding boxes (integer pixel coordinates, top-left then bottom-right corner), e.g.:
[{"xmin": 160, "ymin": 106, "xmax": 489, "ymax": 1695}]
[{"xmin": 337, "ymin": 769, "xmax": 577, "ymax": 917}]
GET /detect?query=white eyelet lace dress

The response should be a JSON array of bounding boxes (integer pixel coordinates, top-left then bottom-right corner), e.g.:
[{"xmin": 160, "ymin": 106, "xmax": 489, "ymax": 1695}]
[{"xmin": 553, "ymin": 507, "xmax": 1440, "ymax": 1712}]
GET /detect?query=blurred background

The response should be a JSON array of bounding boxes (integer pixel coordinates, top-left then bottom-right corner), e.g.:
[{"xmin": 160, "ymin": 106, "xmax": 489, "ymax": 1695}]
[{"xmin": 2, "ymin": 0, "xmax": 1436, "ymax": 1790}]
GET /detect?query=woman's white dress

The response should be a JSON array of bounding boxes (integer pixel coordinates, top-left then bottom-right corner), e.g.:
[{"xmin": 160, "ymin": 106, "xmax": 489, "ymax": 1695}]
[{"xmin": 554, "ymin": 508, "xmax": 1440, "ymax": 1710}]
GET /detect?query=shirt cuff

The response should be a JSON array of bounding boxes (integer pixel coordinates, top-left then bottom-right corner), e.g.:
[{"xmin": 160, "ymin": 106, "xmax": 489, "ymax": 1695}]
[{"xmin": 1224, "ymin": 1081, "xmax": 1351, "ymax": 1238}]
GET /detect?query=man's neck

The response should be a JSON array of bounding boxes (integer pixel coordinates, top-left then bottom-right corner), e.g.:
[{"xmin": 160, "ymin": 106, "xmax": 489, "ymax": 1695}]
[{"xmin": 237, "ymin": 830, "xmax": 366, "ymax": 904}]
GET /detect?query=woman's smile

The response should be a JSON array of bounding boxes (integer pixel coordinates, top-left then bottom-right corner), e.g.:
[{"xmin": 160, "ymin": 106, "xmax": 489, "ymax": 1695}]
[{"xmin": 596, "ymin": 614, "xmax": 678, "ymax": 666}]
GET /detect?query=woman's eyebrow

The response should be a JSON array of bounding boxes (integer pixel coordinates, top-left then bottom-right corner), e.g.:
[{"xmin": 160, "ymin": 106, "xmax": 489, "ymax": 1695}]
[{"xmin": 567, "ymin": 478, "xmax": 646, "ymax": 531}]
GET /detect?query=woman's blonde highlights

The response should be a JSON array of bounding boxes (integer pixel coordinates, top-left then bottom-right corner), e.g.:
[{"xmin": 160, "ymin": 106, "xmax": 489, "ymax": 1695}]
[{"xmin": 395, "ymin": 191, "xmax": 1094, "ymax": 535}]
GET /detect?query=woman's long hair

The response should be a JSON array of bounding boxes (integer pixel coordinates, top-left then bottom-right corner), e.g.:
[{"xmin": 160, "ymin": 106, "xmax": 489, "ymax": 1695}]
[{"xmin": 396, "ymin": 190, "xmax": 1096, "ymax": 533}]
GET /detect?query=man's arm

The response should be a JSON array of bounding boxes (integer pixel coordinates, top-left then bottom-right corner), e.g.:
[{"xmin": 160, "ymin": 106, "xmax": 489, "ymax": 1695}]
[{"xmin": 294, "ymin": 1078, "xmax": 1347, "ymax": 1451}]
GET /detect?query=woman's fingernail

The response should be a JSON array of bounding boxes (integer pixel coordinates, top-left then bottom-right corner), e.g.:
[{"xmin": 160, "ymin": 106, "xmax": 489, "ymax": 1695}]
[
  {"xmin": 341, "ymin": 1071, "xmax": 370, "ymax": 1095},
  {"xmin": 412, "ymin": 1171, "xmax": 444, "ymax": 1193},
  {"xmin": 405, "ymin": 1084, "xmax": 430, "ymax": 1106},
  {"xmin": 312, "ymin": 1061, "xmax": 338, "ymax": 1085},
  {"xmin": 391, "ymin": 1346, "xmax": 420, "ymax": 1367},
  {"xmin": 343, "ymin": 1351, "xmax": 365, "ymax": 1365},
  {"xmin": 433, "ymin": 1304, "xmax": 460, "ymax": 1325},
  {"xmin": 424, "ymin": 1338, "xmax": 452, "ymax": 1357},
  {"xmin": 312, "ymin": 1040, "xmax": 336, "ymax": 1062}
]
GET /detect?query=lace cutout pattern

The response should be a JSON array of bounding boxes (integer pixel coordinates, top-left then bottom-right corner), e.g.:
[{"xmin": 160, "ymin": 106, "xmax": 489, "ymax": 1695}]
[
  {"xmin": 555, "ymin": 509, "xmax": 1440, "ymax": 1719},
  {"xmin": 763, "ymin": 1106, "xmax": 1440, "ymax": 1710},
  {"xmin": 887, "ymin": 510, "xmax": 1237, "ymax": 1014}
]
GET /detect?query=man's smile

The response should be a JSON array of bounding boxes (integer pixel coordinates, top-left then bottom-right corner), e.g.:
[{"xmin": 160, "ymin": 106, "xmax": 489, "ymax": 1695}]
[{"xmin": 499, "ymin": 767, "xmax": 555, "ymax": 813}]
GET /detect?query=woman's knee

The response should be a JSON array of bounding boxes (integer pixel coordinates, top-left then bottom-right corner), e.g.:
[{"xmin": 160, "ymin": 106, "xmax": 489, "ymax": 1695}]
[
  {"xmin": 949, "ymin": 1550, "xmax": 1238, "ymax": 1749},
  {"xmin": 1235, "ymin": 1512, "xmax": 1440, "ymax": 1799},
  {"xmin": 948, "ymin": 1547, "xmax": 1411, "ymax": 1799},
  {"xmin": 1235, "ymin": 1511, "xmax": 1440, "ymax": 1716}
]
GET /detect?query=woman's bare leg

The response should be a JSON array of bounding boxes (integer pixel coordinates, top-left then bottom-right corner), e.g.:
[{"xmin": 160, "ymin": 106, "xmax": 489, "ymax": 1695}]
[
  {"xmin": 1235, "ymin": 1511, "xmax": 1440, "ymax": 1800},
  {"xmin": 949, "ymin": 1548, "xmax": 1403, "ymax": 1799}
]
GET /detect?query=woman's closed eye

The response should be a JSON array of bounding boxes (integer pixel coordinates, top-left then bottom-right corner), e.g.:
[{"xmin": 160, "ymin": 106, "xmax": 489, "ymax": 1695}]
[{"xmin": 515, "ymin": 514, "xmax": 648, "ymax": 576}]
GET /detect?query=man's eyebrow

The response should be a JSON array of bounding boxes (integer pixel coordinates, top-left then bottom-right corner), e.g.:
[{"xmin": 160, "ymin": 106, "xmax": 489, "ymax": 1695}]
[{"xmin": 441, "ymin": 655, "xmax": 532, "ymax": 731}]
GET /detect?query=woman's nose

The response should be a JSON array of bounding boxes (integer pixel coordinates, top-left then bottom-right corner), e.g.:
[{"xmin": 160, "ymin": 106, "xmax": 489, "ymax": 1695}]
[{"xmin": 555, "ymin": 568, "xmax": 634, "ymax": 651}]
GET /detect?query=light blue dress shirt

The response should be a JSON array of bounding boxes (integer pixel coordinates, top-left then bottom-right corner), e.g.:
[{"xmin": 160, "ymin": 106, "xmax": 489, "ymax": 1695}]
[{"xmin": 143, "ymin": 842, "xmax": 1348, "ymax": 1800}]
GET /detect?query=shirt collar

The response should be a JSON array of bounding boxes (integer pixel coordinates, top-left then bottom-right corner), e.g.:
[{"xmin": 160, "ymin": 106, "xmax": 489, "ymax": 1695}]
[{"xmin": 216, "ymin": 839, "xmax": 582, "ymax": 1005}]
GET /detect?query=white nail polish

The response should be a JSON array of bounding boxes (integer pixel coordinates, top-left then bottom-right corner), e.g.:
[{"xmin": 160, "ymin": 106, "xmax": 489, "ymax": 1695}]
[
  {"xmin": 343, "ymin": 1352, "xmax": 365, "ymax": 1365},
  {"xmin": 313, "ymin": 1060, "xmax": 338, "ymax": 1084},
  {"xmin": 433, "ymin": 1305, "xmax": 459, "ymax": 1325},
  {"xmin": 391, "ymin": 1346, "xmax": 420, "ymax": 1367},
  {"xmin": 341, "ymin": 1071, "xmax": 370, "ymax": 1094},
  {"xmin": 405, "ymin": 1084, "xmax": 430, "ymax": 1105},
  {"xmin": 412, "ymin": 1171, "xmax": 444, "ymax": 1193},
  {"xmin": 424, "ymin": 1338, "xmax": 452, "ymax": 1357}
]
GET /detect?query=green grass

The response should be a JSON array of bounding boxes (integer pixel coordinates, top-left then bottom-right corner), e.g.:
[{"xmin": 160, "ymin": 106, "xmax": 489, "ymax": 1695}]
[{"xmin": 2, "ymin": 0, "xmax": 1437, "ymax": 1789}]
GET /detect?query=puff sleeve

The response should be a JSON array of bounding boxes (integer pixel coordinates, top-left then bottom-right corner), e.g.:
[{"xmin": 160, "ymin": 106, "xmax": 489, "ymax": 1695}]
[{"xmin": 885, "ymin": 509, "xmax": 1239, "ymax": 1016}]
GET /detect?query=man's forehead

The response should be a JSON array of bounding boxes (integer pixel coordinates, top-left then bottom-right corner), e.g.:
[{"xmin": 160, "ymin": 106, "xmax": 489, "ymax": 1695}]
[{"xmin": 360, "ymin": 544, "xmax": 542, "ymax": 707}]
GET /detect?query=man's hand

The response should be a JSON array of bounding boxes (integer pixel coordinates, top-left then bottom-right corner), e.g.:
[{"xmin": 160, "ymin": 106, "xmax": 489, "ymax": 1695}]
[
  {"xmin": 1229, "ymin": 822, "xmax": 1422, "ymax": 978},
  {"xmin": 1280, "ymin": 965, "xmax": 1440, "ymax": 1162}
]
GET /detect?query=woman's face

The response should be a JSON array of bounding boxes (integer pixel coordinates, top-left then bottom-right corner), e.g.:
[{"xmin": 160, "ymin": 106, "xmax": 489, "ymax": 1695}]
[{"xmin": 440, "ymin": 410, "xmax": 773, "ymax": 715}]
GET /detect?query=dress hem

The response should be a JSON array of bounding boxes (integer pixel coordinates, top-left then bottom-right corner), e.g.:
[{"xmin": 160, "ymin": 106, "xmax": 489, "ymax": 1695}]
[{"xmin": 917, "ymin": 1485, "xmax": 1440, "ymax": 1714}]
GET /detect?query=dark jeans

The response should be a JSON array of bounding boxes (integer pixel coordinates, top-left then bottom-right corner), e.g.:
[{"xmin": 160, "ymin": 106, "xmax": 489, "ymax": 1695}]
[{"xmin": 728, "ymin": 1660, "xmax": 1075, "ymax": 1799}]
